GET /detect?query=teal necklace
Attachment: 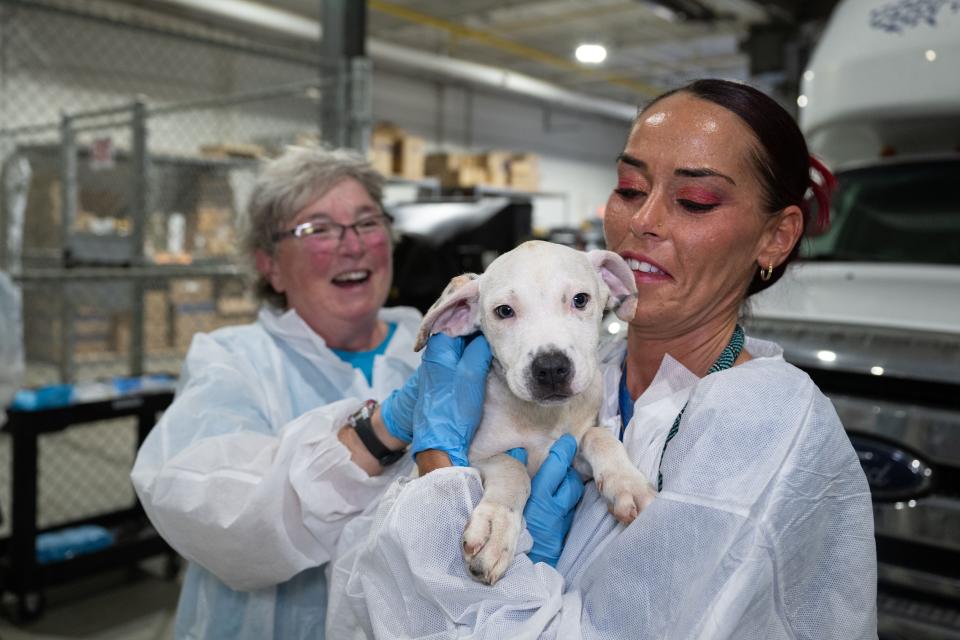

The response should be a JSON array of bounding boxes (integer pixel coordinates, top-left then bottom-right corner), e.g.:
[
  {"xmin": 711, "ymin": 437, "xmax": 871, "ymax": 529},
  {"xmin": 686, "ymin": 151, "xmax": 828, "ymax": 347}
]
[{"xmin": 619, "ymin": 325, "xmax": 745, "ymax": 491}]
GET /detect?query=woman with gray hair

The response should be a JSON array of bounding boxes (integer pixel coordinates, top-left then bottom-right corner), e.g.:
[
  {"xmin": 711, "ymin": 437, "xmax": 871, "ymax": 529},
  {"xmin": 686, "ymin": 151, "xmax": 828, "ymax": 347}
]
[{"xmin": 132, "ymin": 145, "xmax": 423, "ymax": 639}]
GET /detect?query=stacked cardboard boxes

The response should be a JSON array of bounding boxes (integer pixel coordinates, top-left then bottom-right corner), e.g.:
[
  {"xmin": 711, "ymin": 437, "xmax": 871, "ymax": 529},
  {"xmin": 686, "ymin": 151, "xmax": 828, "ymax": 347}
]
[
  {"xmin": 72, "ymin": 307, "xmax": 114, "ymax": 355},
  {"xmin": 369, "ymin": 122, "xmax": 426, "ymax": 180},
  {"xmin": 506, "ymin": 153, "xmax": 540, "ymax": 192},
  {"xmin": 424, "ymin": 153, "xmax": 487, "ymax": 189},
  {"xmin": 424, "ymin": 150, "xmax": 541, "ymax": 191},
  {"xmin": 170, "ymin": 278, "xmax": 218, "ymax": 352},
  {"xmin": 114, "ymin": 284, "xmax": 256, "ymax": 356}
]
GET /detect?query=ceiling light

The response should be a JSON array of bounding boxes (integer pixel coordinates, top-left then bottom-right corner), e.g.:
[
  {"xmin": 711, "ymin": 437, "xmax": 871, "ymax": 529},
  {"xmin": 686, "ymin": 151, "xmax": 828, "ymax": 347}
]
[
  {"xmin": 651, "ymin": 5, "xmax": 679, "ymax": 22},
  {"xmin": 870, "ymin": 366, "xmax": 884, "ymax": 376},
  {"xmin": 925, "ymin": 49, "xmax": 937, "ymax": 61},
  {"xmin": 607, "ymin": 321, "xmax": 621, "ymax": 335},
  {"xmin": 575, "ymin": 44, "xmax": 607, "ymax": 64},
  {"xmin": 802, "ymin": 70, "xmax": 815, "ymax": 82},
  {"xmin": 796, "ymin": 94, "xmax": 808, "ymax": 108},
  {"xmin": 816, "ymin": 350, "xmax": 837, "ymax": 363}
]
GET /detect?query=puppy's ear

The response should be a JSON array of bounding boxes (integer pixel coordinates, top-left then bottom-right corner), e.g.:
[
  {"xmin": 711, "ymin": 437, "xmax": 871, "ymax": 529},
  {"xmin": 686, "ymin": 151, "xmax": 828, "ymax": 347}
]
[
  {"xmin": 414, "ymin": 273, "xmax": 482, "ymax": 351},
  {"xmin": 587, "ymin": 250, "xmax": 638, "ymax": 321}
]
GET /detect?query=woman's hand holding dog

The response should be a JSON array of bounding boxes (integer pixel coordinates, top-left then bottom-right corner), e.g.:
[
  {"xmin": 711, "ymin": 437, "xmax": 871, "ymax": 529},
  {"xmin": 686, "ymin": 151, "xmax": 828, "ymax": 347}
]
[
  {"xmin": 508, "ymin": 436, "xmax": 585, "ymax": 566},
  {"xmin": 411, "ymin": 333, "xmax": 493, "ymax": 469}
]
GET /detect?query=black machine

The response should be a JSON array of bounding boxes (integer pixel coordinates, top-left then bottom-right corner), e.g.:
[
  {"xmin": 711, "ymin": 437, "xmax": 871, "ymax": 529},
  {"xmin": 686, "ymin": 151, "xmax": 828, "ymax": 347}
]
[{"xmin": 388, "ymin": 196, "xmax": 532, "ymax": 314}]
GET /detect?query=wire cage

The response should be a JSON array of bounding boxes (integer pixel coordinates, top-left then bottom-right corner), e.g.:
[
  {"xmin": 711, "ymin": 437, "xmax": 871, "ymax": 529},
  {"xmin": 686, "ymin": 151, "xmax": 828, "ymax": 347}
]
[{"xmin": 0, "ymin": 0, "xmax": 369, "ymax": 561}]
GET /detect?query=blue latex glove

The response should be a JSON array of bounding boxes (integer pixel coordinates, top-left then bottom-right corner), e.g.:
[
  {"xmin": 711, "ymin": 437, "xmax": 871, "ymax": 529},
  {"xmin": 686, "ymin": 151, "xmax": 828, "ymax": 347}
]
[
  {"xmin": 506, "ymin": 448, "xmax": 528, "ymax": 465},
  {"xmin": 410, "ymin": 333, "xmax": 492, "ymax": 467},
  {"xmin": 380, "ymin": 368, "xmax": 419, "ymax": 443},
  {"xmin": 524, "ymin": 434, "xmax": 585, "ymax": 567}
]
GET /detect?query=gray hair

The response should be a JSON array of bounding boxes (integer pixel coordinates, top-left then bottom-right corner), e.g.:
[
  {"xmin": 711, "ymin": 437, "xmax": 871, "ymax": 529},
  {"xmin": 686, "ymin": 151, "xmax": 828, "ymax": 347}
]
[{"xmin": 244, "ymin": 145, "xmax": 385, "ymax": 308}]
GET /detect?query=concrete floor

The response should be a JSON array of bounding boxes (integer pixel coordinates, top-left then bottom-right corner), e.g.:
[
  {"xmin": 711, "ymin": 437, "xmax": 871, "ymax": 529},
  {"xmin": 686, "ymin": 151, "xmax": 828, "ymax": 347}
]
[{"xmin": 0, "ymin": 558, "xmax": 179, "ymax": 640}]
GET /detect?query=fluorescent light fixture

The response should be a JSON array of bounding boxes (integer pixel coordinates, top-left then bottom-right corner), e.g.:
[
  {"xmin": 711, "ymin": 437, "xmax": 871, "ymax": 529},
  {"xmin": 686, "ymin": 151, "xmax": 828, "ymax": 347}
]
[
  {"xmin": 576, "ymin": 44, "xmax": 607, "ymax": 64},
  {"xmin": 652, "ymin": 5, "xmax": 679, "ymax": 21},
  {"xmin": 816, "ymin": 350, "xmax": 837, "ymax": 363},
  {"xmin": 796, "ymin": 94, "xmax": 808, "ymax": 108}
]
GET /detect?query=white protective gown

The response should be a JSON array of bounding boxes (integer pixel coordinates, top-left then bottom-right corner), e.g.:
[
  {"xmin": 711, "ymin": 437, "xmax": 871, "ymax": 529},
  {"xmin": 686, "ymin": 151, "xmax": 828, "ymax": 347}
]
[
  {"xmin": 131, "ymin": 305, "xmax": 422, "ymax": 640},
  {"xmin": 326, "ymin": 334, "xmax": 878, "ymax": 639},
  {"xmin": 0, "ymin": 271, "xmax": 24, "ymax": 426}
]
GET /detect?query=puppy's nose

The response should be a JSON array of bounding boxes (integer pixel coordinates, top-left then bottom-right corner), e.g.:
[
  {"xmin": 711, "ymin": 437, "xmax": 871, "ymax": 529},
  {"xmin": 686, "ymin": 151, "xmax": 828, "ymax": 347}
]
[{"xmin": 532, "ymin": 352, "xmax": 572, "ymax": 388}]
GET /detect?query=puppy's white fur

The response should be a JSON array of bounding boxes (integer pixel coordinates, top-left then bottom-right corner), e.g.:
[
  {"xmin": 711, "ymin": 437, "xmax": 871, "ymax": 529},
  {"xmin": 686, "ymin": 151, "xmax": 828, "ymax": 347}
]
[{"xmin": 415, "ymin": 240, "xmax": 656, "ymax": 585}]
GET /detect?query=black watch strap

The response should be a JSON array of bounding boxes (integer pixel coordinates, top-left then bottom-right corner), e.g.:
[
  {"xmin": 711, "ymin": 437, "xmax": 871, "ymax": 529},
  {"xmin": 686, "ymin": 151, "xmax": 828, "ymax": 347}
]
[{"xmin": 348, "ymin": 400, "xmax": 405, "ymax": 466}]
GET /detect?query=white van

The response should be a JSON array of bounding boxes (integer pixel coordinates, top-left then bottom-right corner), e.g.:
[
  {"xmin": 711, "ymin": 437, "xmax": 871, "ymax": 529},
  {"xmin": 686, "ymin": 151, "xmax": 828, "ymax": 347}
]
[{"xmin": 748, "ymin": 1, "xmax": 960, "ymax": 637}]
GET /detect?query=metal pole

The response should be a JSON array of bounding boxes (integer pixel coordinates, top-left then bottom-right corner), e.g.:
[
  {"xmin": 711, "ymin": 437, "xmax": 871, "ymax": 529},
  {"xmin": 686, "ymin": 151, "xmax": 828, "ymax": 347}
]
[
  {"xmin": 59, "ymin": 113, "xmax": 76, "ymax": 265},
  {"xmin": 321, "ymin": 60, "xmax": 349, "ymax": 148},
  {"xmin": 320, "ymin": 0, "xmax": 367, "ymax": 150},
  {"xmin": 59, "ymin": 113, "xmax": 76, "ymax": 382},
  {"xmin": 348, "ymin": 57, "xmax": 373, "ymax": 152},
  {"xmin": 129, "ymin": 100, "xmax": 148, "ymax": 376}
]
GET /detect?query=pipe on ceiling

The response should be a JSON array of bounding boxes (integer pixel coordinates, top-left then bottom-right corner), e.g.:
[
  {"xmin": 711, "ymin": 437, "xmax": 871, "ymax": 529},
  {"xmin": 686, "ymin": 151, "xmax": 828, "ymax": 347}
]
[
  {"xmin": 150, "ymin": 0, "xmax": 638, "ymax": 122},
  {"xmin": 368, "ymin": 39, "xmax": 638, "ymax": 121}
]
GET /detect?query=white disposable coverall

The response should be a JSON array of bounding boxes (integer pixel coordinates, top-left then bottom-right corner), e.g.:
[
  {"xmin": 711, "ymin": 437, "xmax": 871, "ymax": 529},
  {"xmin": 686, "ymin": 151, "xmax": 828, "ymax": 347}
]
[
  {"xmin": 326, "ymin": 334, "xmax": 878, "ymax": 639},
  {"xmin": 0, "ymin": 271, "xmax": 24, "ymax": 426},
  {"xmin": 131, "ymin": 305, "xmax": 421, "ymax": 640}
]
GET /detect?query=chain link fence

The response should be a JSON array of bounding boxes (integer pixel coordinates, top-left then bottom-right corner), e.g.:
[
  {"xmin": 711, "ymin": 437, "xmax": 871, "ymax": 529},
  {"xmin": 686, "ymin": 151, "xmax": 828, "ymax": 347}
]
[{"xmin": 0, "ymin": 0, "xmax": 367, "ymax": 541}]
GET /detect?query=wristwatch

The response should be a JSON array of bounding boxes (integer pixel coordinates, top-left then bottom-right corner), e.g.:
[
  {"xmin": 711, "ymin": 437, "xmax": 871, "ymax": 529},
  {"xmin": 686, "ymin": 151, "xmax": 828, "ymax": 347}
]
[{"xmin": 347, "ymin": 399, "xmax": 405, "ymax": 466}]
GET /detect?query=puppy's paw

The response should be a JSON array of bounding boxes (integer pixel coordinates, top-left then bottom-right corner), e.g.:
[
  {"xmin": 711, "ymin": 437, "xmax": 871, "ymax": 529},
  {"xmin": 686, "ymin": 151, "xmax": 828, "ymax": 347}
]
[
  {"xmin": 596, "ymin": 467, "xmax": 656, "ymax": 525},
  {"xmin": 462, "ymin": 500, "xmax": 523, "ymax": 585}
]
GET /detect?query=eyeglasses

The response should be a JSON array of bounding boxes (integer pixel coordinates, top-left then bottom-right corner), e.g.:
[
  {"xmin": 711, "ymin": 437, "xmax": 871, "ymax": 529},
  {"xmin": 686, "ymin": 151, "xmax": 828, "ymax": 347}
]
[{"xmin": 272, "ymin": 215, "xmax": 391, "ymax": 252}]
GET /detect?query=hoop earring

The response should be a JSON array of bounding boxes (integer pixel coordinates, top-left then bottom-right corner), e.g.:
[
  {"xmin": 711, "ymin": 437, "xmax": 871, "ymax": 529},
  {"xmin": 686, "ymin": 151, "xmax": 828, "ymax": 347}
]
[{"xmin": 759, "ymin": 263, "xmax": 774, "ymax": 282}]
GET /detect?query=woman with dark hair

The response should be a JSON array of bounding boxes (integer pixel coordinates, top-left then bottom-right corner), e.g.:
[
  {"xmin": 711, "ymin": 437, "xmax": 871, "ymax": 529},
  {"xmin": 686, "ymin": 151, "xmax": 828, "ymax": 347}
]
[{"xmin": 327, "ymin": 79, "xmax": 877, "ymax": 639}]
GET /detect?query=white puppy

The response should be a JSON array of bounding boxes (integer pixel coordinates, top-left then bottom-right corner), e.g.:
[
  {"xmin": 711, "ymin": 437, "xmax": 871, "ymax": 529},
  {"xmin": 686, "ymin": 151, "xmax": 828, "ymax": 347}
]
[{"xmin": 414, "ymin": 240, "xmax": 656, "ymax": 585}]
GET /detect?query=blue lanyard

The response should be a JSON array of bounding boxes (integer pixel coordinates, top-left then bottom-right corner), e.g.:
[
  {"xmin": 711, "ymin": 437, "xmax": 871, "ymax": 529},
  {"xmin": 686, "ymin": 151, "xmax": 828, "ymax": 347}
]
[{"xmin": 618, "ymin": 358, "xmax": 634, "ymax": 442}]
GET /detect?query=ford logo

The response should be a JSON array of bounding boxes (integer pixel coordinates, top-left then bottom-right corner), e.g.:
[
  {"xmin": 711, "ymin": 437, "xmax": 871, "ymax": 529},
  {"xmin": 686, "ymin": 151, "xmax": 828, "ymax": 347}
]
[{"xmin": 848, "ymin": 434, "xmax": 933, "ymax": 501}]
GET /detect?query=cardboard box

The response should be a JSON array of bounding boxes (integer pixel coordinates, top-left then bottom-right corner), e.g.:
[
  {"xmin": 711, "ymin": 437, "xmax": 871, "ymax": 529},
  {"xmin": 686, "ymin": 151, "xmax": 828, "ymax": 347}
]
[
  {"xmin": 71, "ymin": 306, "xmax": 116, "ymax": 355},
  {"xmin": 145, "ymin": 290, "xmax": 172, "ymax": 351},
  {"xmin": 170, "ymin": 278, "xmax": 213, "ymax": 305},
  {"xmin": 217, "ymin": 294, "xmax": 258, "ymax": 317},
  {"xmin": 199, "ymin": 143, "xmax": 265, "ymax": 159},
  {"xmin": 394, "ymin": 134, "xmax": 425, "ymax": 180},
  {"xmin": 438, "ymin": 166, "xmax": 489, "ymax": 189},
  {"xmin": 509, "ymin": 172, "xmax": 540, "ymax": 192},
  {"xmin": 370, "ymin": 122, "xmax": 402, "ymax": 176},
  {"xmin": 508, "ymin": 153, "xmax": 540, "ymax": 191},
  {"xmin": 110, "ymin": 292, "xmax": 171, "ymax": 355},
  {"xmin": 477, "ymin": 151, "xmax": 512, "ymax": 188},
  {"xmin": 73, "ymin": 337, "xmax": 114, "ymax": 355},
  {"xmin": 426, "ymin": 152, "xmax": 491, "ymax": 188},
  {"xmin": 194, "ymin": 206, "xmax": 235, "ymax": 257},
  {"xmin": 174, "ymin": 303, "xmax": 219, "ymax": 352},
  {"xmin": 425, "ymin": 152, "xmax": 467, "ymax": 176}
]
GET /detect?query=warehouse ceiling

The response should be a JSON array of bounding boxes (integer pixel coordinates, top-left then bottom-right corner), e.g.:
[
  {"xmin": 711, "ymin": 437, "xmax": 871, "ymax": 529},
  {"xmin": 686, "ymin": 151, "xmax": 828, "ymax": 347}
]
[
  {"xmin": 308, "ymin": 0, "xmax": 838, "ymax": 103},
  {"xmin": 144, "ymin": 0, "xmax": 843, "ymax": 106}
]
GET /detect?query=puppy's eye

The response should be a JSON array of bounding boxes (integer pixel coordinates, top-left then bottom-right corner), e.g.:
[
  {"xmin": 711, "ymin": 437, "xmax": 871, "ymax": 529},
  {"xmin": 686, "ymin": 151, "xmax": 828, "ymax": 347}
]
[
  {"xmin": 494, "ymin": 305, "xmax": 514, "ymax": 319},
  {"xmin": 572, "ymin": 293, "xmax": 590, "ymax": 309}
]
